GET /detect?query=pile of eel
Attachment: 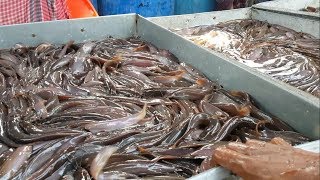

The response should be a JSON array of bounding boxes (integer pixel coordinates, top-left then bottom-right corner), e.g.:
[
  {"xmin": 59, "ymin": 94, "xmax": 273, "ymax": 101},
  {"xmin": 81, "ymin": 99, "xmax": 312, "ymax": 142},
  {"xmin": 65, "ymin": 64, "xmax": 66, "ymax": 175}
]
[
  {"xmin": 172, "ymin": 19, "xmax": 320, "ymax": 97},
  {"xmin": 0, "ymin": 37, "xmax": 310, "ymax": 179}
]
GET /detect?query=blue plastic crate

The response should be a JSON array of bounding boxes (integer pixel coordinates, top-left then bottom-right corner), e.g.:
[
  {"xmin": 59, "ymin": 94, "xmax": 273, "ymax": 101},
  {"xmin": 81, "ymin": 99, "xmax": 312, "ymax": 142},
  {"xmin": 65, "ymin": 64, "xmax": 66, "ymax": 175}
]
[
  {"xmin": 98, "ymin": 0, "xmax": 174, "ymax": 17},
  {"xmin": 175, "ymin": 0, "xmax": 216, "ymax": 15}
]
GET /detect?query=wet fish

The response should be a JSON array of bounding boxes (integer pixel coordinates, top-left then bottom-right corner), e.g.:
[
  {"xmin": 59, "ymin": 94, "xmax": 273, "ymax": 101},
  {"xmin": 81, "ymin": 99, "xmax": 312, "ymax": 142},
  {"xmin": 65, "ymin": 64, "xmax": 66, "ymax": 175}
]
[{"xmin": 0, "ymin": 37, "xmax": 309, "ymax": 179}]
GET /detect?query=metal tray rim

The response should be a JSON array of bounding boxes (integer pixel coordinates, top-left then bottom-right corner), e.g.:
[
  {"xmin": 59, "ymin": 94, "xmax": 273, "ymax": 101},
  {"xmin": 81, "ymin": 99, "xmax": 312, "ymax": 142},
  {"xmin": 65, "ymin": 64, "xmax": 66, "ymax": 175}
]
[
  {"xmin": 252, "ymin": 6, "xmax": 320, "ymax": 19},
  {"xmin": 252, "ymin": 0, "xmax": 320, "ymax": 18}
]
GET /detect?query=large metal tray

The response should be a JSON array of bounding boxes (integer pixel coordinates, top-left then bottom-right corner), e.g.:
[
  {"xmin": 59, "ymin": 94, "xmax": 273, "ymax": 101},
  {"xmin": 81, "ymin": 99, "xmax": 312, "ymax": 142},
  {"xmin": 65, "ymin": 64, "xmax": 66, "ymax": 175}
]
[
  {"xmin": 0, "ymin": 13, "xmax": 318, "ymax": 179},
  {"xmin": 147, "ymin": 8, "xmax": 320, "ymax": 139},
  {"xmin": 253, "ymin": 0, "xmax": 320, "ymax": 20},
  {"xmin": 0, "ymin": 13, "xmax": 318, "ymax": 138}
]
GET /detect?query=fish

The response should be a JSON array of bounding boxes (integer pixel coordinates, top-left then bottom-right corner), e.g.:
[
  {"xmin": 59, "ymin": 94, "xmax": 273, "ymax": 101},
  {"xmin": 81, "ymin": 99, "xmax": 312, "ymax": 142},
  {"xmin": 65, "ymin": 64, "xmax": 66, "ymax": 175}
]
[
  {"xmin": 0, "ymin": 37, "xmax": 309, "ymax": 179},
  {"xmin": 0, "ymin": 145, "xmax": 32, "ymax": 179},
  {"xmin": 90, "ymin": 146, "xmax": 118, "ymax": 179},
  {"xmin": 85, "ymin": 104, "xmax": 147, "ymax": 133}
]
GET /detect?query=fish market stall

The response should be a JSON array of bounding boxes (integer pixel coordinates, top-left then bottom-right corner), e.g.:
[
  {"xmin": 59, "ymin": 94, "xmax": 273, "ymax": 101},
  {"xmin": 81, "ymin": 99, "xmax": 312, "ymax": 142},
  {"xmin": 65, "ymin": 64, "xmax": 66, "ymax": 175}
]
[{"xmin": 0, "ymin": 14, "xmax": 319, "ymax": 179}]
